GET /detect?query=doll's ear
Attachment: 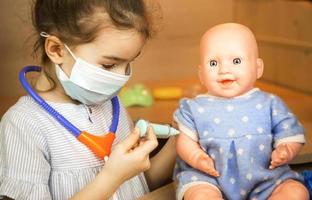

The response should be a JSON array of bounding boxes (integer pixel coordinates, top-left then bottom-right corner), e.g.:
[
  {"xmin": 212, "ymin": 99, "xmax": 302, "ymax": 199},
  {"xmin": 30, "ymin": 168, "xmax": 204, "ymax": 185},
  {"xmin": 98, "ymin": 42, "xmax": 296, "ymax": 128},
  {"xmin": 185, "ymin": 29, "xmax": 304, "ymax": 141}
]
[
  {"xmin": 256, "ymin": 58, "xmax": 264, "ymax": 79},
  {"xmin": 44, "ymin": 36, "xmax": 65, "ymax": 64}
]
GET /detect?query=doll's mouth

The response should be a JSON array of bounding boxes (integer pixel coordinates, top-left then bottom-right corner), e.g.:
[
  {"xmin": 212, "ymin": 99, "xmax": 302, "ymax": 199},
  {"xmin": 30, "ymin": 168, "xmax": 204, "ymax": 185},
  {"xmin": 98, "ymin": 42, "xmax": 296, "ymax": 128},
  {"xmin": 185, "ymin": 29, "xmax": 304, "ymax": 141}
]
[{"xmin": 219, "ymin": 79, "xmax": 235, "ymax": 87}]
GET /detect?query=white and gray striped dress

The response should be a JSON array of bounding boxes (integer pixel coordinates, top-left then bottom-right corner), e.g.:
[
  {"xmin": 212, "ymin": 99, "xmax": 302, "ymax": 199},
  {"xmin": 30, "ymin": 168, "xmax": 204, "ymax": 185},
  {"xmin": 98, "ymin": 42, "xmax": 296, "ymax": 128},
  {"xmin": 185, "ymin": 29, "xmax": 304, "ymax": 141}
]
[{"xmin": 0, "ymin": 96, "xmax": 149, "ymax": 200}]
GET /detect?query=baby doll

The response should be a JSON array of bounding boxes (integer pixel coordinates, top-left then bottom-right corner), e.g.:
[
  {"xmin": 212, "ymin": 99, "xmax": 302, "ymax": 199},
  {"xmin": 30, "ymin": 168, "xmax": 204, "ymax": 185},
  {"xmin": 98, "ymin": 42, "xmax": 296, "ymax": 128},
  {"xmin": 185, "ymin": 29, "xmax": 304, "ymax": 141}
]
[{"xmin": 174, "ymin": 23, "xmax": 309, "ymax": 200}]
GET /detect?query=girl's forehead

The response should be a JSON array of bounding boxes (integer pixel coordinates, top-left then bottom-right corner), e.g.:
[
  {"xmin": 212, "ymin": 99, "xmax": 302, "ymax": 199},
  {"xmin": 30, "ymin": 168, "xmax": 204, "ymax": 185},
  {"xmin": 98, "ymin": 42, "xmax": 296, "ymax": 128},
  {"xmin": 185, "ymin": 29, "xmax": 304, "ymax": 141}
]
[
  {"xmin": 90, "ymin": 28, "xmax": 145, "ymax": 56},
  {"xmin": 95, "ymin": 28, "xmax": 143, "ymax": 41}
]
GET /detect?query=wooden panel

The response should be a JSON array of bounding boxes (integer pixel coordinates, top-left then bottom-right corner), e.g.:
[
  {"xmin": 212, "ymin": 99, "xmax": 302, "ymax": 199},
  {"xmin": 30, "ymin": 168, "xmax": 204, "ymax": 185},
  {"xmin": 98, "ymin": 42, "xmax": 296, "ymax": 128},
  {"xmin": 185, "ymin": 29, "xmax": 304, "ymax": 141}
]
[
  {"xmin": 156, "ymin": 0, "xmax": 235, "ymax": 38},
  {"xmin": 234, "ymin": 0, "xmax": 312, "ymax": 93},
  {"xmin": 130, "ymin": 0, "xmax": 234, "ymax": 84},
  {"xmin": 234, "ymin": 0, "xmax": 312, "ymax": 41},
  {"xmin": 0, "ymin": 0, "xmax": 235, "ymax": 97},
  {"xmin": 1, "ymin": 0, "xmax": 311, "ymax": 96},
  {"xmin": 258, "ymin": 43, "xmax": 312, "ymax": 93},
  {"xmin": 0, "ymin": 0, "xmax": 37, "ymax": 96}
]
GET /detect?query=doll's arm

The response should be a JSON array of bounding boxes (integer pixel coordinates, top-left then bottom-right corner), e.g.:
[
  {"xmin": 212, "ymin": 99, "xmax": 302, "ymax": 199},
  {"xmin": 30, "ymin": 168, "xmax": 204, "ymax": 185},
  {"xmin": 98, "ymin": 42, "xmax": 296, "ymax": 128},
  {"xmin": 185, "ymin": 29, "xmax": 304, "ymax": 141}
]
[
  {"xmin": 270, "ymin": 142, "xmax": 303, "ymax": 169},
  {"xmin": 177, "ymin": 133, "xmax": 219, "ymax": 177}
]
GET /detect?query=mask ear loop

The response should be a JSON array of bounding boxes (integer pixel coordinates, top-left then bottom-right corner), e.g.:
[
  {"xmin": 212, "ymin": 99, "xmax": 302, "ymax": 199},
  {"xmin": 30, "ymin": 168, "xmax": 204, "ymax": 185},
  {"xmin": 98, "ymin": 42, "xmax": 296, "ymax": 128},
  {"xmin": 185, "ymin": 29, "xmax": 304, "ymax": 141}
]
[
  {"xmin": 63, "ymin": 45, "xmax": 77, "ymax": 61},
  {"xmin": 40, "ymin": 31, "xmax": 50, "ymax": 38}
]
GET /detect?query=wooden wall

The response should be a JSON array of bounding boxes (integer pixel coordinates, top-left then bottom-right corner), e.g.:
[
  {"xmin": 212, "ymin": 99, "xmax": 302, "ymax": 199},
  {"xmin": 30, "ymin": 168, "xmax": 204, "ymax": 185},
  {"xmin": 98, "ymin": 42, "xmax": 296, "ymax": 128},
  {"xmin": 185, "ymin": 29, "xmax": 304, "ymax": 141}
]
[
  {"xmin": 0, "ymin": 0, "xmax": 36, "ymax": 96},
  {"xmin": 132, "ymin": 0, "xmax": 312, "ymax": 94},
  {"xmin": 234, "ymin": 0, "xmax": 312, "ymax": 93},
  {"xmin": 130, "ymin": 0, "xmax": 235, "ymax": 84},
  {"xmin": 0, "ymin": 0, "xmax": 311, "ymax": 99}
]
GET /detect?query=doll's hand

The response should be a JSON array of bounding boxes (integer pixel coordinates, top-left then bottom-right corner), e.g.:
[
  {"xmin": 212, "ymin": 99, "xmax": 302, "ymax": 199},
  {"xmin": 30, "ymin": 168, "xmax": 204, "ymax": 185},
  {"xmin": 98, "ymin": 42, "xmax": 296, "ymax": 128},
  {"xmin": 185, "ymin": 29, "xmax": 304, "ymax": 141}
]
[
  {"xmin": 104, "ymin": 127, "xmax": 158, "ymax": 183},
  {"xmin": 269, "ymin": 143, "xmax": 291, "ymax": 169},
  {"xmin": 196, "ymin": 152, "xmax": 220, "ymax": 177}
]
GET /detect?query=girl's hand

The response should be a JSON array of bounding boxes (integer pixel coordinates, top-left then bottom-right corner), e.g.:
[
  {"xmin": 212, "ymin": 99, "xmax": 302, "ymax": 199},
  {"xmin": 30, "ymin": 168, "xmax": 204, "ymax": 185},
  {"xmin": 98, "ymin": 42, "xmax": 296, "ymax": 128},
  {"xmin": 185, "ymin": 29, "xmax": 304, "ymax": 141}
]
[
  {"xmin": 103, "ymin": 126, "xmax": 158, "ymax": 183},
  {"xmin": 71, "ymin": 128, "xmax": 157, "ymax": 199}
]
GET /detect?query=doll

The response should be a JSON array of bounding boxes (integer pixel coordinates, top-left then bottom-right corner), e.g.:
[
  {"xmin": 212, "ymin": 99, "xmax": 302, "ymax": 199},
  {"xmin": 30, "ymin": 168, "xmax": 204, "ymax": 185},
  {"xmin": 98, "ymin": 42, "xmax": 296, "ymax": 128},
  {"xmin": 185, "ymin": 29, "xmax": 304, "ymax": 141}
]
[{"xmin": 174, "ymin": 23, "xmax": 309, "ymax": 200}]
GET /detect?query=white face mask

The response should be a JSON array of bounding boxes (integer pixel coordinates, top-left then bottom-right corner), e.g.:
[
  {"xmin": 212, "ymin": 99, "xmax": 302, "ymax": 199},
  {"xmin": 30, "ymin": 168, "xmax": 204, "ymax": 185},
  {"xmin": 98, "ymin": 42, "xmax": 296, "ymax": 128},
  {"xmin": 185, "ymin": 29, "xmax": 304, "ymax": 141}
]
[{"xmin": 55, "ymin": 45, "xmax": 131, "ymax": 105}]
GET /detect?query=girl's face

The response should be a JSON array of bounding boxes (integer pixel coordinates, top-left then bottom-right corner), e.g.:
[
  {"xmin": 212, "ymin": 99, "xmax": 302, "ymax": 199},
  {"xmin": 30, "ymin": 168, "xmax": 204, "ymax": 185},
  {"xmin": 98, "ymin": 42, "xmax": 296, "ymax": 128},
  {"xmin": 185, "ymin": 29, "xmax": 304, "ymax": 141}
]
[{"xmin": 61, "ymin": 28, "xmax": 146, "ymax": 76}]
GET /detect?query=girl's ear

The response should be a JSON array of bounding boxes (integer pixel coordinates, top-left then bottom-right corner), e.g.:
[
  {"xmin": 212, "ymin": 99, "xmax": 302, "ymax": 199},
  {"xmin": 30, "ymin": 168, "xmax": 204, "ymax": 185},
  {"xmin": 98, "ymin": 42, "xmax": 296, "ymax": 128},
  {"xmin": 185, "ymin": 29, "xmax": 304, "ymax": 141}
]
[
  {"xmin": 256, "ymin": 58, "xmax": 264, "ymax": 79},
  {"xmin": 44, "ymin": 36, "xmax": 65, "ymax": 64}
]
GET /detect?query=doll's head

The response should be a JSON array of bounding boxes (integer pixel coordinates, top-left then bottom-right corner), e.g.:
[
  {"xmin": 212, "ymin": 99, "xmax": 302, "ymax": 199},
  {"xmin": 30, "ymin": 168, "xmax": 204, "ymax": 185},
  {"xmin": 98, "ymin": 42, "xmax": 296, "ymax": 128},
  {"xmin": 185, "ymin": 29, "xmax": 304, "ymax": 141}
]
[{"xmin": 198, "ymin": 23, "xmax": 264, "ymax": 98}]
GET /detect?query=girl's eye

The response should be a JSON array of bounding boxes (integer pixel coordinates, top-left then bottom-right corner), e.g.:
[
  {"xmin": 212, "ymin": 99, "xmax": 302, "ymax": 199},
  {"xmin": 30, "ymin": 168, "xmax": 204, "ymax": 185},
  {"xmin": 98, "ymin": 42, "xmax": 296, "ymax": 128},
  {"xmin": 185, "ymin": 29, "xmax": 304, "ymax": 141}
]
[
  {"xmin": 233, "ymin": 58, "xmax": 241, "ymax": 65},
  {"xmin": 101, "ymin": 64, "xmax": 116, "ymax": 69},
  {"xmin": 210, "ymin": 60, "xmax": 218, "ymax": 67}
]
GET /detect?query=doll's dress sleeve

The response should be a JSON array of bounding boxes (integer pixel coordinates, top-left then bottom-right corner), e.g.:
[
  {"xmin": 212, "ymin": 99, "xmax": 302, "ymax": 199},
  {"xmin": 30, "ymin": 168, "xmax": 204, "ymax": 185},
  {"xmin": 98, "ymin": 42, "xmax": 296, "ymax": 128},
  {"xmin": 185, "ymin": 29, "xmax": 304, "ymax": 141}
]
[
  {"xmin": 270, "ymin": 95, "xmax": 305, "ymax": 147},
  {"xmin": 173, "ymin": 98, "xmax": 199, "ymax": 141}
]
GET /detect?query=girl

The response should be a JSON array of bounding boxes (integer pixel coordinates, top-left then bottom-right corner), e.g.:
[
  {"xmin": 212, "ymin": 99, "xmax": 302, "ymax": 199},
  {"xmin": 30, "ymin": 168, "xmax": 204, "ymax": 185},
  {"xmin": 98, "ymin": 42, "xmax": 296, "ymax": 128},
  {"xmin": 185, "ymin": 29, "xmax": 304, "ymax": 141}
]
[{"xmin": 0, "ymin": 0, "xmax": 176, "ymax": 199}]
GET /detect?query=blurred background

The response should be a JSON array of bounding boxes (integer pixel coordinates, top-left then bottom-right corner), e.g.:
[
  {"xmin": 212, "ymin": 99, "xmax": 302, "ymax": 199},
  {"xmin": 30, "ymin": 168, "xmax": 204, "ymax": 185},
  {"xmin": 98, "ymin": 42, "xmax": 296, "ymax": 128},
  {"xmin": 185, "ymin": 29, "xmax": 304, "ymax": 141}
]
[
  {"xmin": 1, "ymin": 1, "xmax": 312, "ymax": 197},
  {"xmin": 0, "ymin": 0, "xmax": 311, "ymax": 97}
]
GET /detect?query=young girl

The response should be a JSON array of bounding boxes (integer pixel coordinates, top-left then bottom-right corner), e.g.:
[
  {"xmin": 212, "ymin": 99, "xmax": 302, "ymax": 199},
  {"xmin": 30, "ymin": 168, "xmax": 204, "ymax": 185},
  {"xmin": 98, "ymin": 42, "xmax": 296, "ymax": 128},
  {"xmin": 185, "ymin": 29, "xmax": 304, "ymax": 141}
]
[{"xmin": 0, "ymin": 0, "xmax": 176, "ymax": 199}]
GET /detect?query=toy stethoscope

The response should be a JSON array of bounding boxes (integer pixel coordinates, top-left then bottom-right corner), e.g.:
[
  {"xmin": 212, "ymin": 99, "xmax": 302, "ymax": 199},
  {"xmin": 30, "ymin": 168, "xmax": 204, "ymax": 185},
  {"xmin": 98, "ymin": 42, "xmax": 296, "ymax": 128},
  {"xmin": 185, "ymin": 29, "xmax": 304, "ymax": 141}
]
[{"xmin": 19, "ymin": 66, "xmax": 119, "ymax": 160}]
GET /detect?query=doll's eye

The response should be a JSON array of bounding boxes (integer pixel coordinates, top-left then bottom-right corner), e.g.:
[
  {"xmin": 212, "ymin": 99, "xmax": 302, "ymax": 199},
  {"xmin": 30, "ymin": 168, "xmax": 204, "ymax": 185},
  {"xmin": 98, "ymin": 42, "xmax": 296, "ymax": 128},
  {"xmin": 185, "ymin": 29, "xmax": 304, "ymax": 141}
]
[
  {"xmin": 210, "ymin": 60, "xmax": 218, "ymax": 67},
  {"xmin": 233, "ymin": 58, "xmax": 241, "ymax": 65}
]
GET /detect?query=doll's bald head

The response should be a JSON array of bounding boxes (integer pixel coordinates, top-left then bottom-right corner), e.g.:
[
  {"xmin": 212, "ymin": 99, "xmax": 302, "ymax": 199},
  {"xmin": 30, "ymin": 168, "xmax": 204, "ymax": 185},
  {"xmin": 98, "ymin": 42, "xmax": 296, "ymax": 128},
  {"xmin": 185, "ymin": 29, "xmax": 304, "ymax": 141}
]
[{"xmin": 199, "ymin": 23, "xmax": 260, "ymax": 64}]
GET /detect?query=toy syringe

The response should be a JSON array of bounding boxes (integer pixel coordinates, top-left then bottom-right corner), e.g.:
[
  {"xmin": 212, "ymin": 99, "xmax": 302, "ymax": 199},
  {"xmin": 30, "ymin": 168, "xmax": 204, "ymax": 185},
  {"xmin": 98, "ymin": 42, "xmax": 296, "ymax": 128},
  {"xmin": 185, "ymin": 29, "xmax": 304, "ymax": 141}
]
[{"xmin": 135, "ymin": 119, "xmax": 180, "ymax": 138}]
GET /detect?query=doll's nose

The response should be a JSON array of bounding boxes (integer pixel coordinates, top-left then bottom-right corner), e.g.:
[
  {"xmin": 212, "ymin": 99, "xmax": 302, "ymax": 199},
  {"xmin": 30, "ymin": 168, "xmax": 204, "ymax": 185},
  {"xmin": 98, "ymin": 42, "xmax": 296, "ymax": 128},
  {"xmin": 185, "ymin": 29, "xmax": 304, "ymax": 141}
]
[{"xmin": 219, "ymin": 63, "xmax": 230, "ymax": 74}]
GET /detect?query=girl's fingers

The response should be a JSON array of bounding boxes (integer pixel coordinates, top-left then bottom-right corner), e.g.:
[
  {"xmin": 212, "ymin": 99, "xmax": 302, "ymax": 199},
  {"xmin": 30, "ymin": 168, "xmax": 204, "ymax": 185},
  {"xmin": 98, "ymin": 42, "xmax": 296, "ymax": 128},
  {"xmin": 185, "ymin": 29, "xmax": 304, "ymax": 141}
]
[
  {"xmin": 134, "ymin": 126, "xmax": 158, "ymax": 155},
  {"xmin": 117, "ymin": 127, "xmax": 140, "ymax": 152},
  {"xmin": 145, "ymin": 126, "xmax": 157, "ymax": 142}
]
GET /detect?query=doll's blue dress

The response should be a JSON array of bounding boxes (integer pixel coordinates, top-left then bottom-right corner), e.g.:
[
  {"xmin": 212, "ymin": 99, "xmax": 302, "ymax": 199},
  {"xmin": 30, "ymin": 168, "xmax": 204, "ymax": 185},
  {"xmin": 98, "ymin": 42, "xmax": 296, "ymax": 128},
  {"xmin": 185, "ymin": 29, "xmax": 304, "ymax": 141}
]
[{"xmin": 174, "ymin": 88, "xmax": 305, "ymax": 200}]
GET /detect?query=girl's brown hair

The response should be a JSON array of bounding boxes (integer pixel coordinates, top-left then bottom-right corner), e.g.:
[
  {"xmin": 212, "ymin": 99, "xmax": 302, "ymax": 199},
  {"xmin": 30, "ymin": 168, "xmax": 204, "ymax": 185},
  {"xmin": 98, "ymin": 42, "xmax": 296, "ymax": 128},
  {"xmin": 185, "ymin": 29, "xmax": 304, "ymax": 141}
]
[{"xmin": 31, "ymin": 0, "xmax": 156, "ymax": 64}]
